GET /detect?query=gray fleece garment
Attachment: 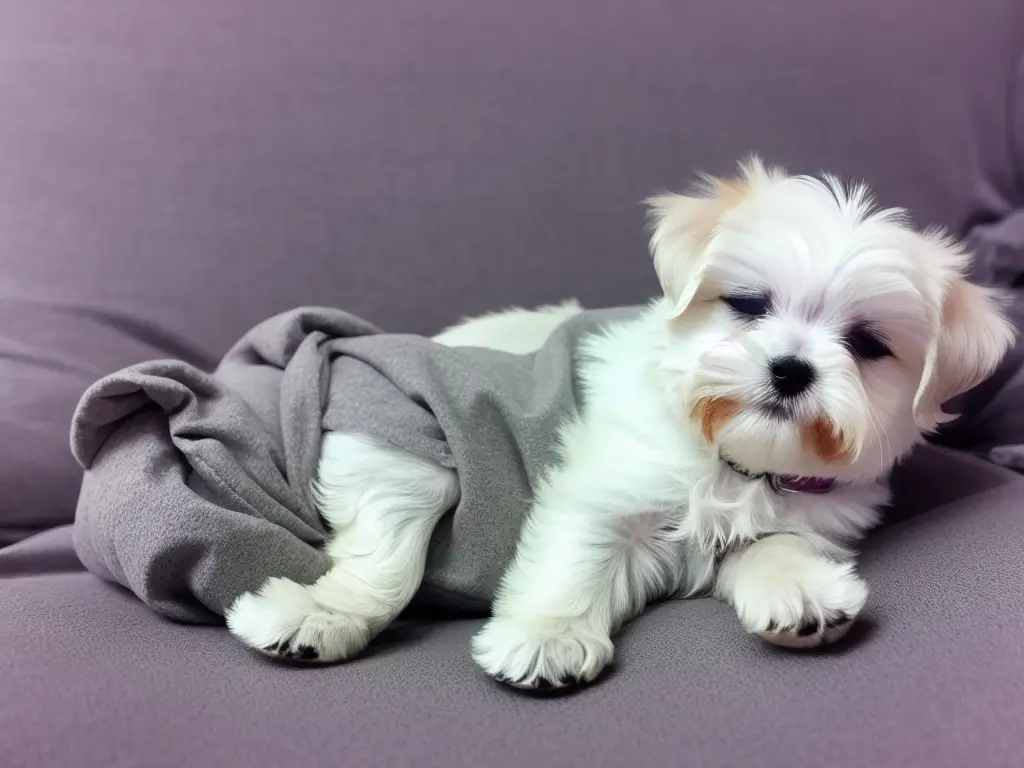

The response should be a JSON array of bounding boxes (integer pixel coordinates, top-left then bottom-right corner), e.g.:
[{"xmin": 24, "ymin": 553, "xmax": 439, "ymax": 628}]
[{"xmin": 71, "ymin": 306, "xmax": 639, "ymax": 622}]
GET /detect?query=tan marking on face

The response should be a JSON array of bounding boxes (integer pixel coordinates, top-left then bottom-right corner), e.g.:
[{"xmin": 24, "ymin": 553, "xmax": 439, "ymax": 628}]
[
  {"xmin": 804, "ymin": 417, "xmax": 851, "ymax": 464},
  {"xmin": 691, "ymin": 396, "xmax": 741, "ymax": 444}
]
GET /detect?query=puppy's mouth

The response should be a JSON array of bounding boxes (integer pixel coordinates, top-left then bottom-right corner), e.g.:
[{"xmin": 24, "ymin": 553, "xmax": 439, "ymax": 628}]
[
  {"xmin": 759, "ymin": 401, "xmax": 794, "ymax": 421},
  {"xmin": 692, "ymin": 396, "xmax": 851, "ymax": 465},
  {"xmin": 749, "ymin": 398, "xmax": 853, "ymax": 464},
  {"xmin": 755, "ymin": 395, "xmax": 803, "ymax": 423}
]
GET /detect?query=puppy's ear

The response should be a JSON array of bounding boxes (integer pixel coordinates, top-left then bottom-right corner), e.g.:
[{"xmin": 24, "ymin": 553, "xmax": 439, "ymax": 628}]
[
  {"xmin": 645, "ymin": 158, "xmax": 770, "ymax": 317},
  {"xmin": 913, "ymin": 275, "xmax": 1015, "ymax": 431},
  {"xmin": 645, "ymin": 177, "xmax": 745, "ymax": 317}
]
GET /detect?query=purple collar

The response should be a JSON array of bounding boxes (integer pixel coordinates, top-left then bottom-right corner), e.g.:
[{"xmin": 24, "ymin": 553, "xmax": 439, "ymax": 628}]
[{"xmin": 722, "ymin": 457, "xmax": 838, "ymax": 495}]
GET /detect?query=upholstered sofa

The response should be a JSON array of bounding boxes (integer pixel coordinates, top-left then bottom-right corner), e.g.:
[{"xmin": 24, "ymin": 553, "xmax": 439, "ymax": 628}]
[{"xmin": 2, "ymin": 1, "xmax": 1022, "ymax": 765}]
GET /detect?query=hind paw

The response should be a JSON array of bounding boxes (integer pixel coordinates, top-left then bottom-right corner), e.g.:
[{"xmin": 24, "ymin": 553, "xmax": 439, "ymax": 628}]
[{"xmin": 225, "ymin": 577, "xmax": 370, "ymax": 663}]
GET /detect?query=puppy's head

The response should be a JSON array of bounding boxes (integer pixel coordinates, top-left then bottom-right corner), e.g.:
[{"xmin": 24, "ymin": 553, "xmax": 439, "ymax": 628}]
[{"xmin": 648, "ymin": 158, "xmax": 1015, "ymax": 481}]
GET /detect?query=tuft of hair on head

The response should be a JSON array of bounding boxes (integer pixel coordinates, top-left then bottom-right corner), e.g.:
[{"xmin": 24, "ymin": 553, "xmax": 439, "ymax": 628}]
[
  {"xmin": 644, "ymin": 155, "xmax": 784, "ymax": 318},
  {"xmin": 814, "ymin": 172, "xmax": 909, "ymax": 227}
]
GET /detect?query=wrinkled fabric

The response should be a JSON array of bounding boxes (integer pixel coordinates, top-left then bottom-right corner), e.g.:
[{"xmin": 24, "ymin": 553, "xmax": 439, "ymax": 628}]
[{"xmin": 72, "ymin": 306, "xmax": 634, "ymax": 621}]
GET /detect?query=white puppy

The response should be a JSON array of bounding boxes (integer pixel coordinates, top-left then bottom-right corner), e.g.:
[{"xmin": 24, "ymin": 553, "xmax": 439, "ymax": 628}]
[{"xmin": 227, "ymin": 159, "xmax": 1013, "ymax": 688}]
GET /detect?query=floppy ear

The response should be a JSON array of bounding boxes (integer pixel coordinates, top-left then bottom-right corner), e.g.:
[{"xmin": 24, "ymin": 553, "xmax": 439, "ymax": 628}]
[
  {"xmin": 913, "ymin": 276, "xmax": 1015, "ymax": 430},
  {"xmin": 644, "ymin": 175, "xmax": 747, "ymax": 318},
  {"xmin": 645, "ymin": 157, "xmax": 780, "ymax": 317}
]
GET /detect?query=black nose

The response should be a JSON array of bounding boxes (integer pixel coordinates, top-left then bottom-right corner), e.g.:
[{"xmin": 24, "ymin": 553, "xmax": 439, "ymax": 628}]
[{"xmin": 769, "ymin": 356, "xmax": 815, "ymax": 397}]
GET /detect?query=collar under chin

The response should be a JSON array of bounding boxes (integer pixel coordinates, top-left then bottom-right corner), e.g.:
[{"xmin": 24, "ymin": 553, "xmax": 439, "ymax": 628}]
[{"xmin": 721, "ymin": 456, "xmax": 838, "ymax": 495}]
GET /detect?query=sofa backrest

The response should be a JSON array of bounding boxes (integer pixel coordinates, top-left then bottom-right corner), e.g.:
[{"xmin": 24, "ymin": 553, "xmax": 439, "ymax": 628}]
[{"xmin": 1, "ymin": 0, "xmax": 1021, "ymax": 540}]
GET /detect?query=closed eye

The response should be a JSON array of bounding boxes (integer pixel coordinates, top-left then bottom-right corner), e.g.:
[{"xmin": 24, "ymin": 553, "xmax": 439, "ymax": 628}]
[
  {"xmin": 722, "ymin": 294, "xmax": 771, "ymax": 318},
  {"xmin": 845, "ymin": 324, "xmax": 893, "ymax": 361}
]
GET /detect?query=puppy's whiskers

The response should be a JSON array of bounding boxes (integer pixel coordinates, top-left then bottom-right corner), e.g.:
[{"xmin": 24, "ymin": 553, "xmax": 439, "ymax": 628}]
[
  {"xmin": 730, "ymin": 327, "xmax": 768, "ymax": 360},
  {"xmin": 865, "ymin": 398, "xmax": 892, "ymax": 473}
]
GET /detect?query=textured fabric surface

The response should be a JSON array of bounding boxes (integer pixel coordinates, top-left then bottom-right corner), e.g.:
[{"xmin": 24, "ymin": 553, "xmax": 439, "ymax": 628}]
[
  {"xmin": 3, "ymin": 445, "xmax": 1023, "ymax": 768},
  {"xmin": 2, "ymin": 0, "xmax": 1023, "ymax": 538},
  {"xmin": 72, "ymin": 306, "xmax": 632, "ymax": 620},
  {"xmin": 2, "ymin": 1, "xmax": 1024, "ymax": 764}
]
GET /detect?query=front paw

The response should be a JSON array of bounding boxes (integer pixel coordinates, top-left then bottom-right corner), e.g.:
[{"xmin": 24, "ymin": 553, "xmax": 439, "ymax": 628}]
[
  {"xmin": 756, "ymin": 614, "xmax": 856, "ymax": 649},
  {"xmin": 730, "ymin": 555, "xmax": 868, "ymax": 650},
  {"xmin": 471, "ymin": 617, "xmax": 614, "ymax": 690}
]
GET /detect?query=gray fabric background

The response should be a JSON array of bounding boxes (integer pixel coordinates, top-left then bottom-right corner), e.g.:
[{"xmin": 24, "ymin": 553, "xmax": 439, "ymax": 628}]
[
  {"xmin": 1, "ymin": 0, "xmax": 1023, "ymax": 541},
  {"xmin": 1, "ymin": 1, "xmax": 1023, "ymax": 766},
  {"xmin": 72, "ymin": 306, "xmax": 632, "ymax": 619}
]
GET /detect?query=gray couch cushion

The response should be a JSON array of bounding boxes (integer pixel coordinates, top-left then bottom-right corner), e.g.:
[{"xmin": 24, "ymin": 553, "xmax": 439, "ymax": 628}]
[
  {"xmin": 2, "ymin": 444, "xmax": 1022, "ymax": 768},
  {"xmin": 1, "ymin": 0, "xmax": 1022, "ymax": 540}
]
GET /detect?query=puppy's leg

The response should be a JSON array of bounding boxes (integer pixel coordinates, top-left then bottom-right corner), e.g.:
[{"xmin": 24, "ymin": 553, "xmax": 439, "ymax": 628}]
[
  {"xmin": 715, "ymin": 533, "xmax": 868, "ymax": 649},
  {"xmin": 471, "ymin": 424, "xmax": 685, "ymax": 689},
  {"xmin": 472, "ymin": 505, "xmax": 683, "ymax": 689},
  {"xmin": 226, "ymin": 433, "xmax": 457, "ymax": 663}
]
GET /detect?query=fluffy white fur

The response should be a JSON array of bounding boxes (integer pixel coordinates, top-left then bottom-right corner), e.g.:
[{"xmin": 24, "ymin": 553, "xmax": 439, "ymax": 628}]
[{"xmin": 227, "ymin": 158, "xmax": 1014, "ymax": 688}]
